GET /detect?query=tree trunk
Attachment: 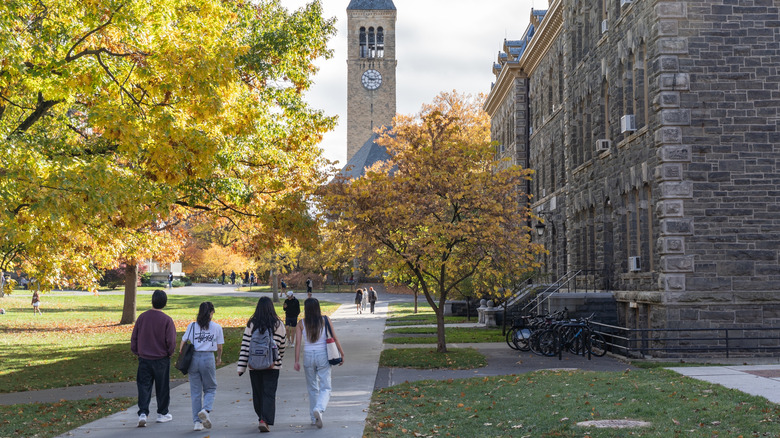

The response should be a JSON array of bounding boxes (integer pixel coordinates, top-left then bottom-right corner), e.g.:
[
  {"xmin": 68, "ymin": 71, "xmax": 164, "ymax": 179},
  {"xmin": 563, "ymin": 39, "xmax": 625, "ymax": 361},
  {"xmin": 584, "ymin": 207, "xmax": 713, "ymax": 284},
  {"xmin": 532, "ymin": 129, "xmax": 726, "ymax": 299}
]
[
  {"xmin": 413, "ymin": 288, "xmax": 418, "ymax": 313},
  {"xmin": 435, "ymin": 306, "xmax": 447, "ymax": 353},
  {"xmin": 120, "ymin": 262, "xmax": 138, "ymax": 324}
]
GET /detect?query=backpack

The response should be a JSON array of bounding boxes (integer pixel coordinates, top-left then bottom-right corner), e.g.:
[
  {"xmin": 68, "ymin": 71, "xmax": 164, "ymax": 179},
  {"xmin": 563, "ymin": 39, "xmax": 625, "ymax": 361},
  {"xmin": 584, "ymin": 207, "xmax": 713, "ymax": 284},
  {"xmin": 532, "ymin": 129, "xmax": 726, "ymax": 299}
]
[
  {"xmin": 248, "ymin": 324, "xmax": 279, "ymax": 370},
  {"xmin": 369, "ymin": 289, "xmax": 377, "ymax": 301}
]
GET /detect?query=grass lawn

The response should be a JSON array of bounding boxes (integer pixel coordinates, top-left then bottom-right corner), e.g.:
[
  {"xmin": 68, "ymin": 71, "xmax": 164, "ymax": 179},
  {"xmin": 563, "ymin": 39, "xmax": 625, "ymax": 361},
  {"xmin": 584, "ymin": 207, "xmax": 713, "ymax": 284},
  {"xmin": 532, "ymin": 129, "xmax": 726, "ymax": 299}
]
[
  {"xmin": 364, "ymin": 368, "xmax": 780, "ymax": 437},
  {"xmin": 386, "ymin": 303, "xmax": 474, "ymax": 326},
  {"xmin": 379, "ymin": 348, "xmax": 486, "ymax": 369},
  {"xmin": 384, "ymin": 327, "xmax": 503, "ymax": 344},
  {"xmin": 0, "ymin": 294, "xmax": 339, "ymax": 393},
  {"xmin": 0, "ymin": 397, "xmax": 135, "ymax": 438}
]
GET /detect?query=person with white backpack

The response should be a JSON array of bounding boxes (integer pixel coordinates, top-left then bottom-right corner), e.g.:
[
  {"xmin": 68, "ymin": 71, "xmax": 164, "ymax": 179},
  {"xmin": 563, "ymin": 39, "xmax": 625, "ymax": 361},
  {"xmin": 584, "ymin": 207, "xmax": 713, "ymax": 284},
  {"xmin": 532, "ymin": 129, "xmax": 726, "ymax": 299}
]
[{"xmin": 237, "ymin": 297, "xmax": 286, "ymax": 433}]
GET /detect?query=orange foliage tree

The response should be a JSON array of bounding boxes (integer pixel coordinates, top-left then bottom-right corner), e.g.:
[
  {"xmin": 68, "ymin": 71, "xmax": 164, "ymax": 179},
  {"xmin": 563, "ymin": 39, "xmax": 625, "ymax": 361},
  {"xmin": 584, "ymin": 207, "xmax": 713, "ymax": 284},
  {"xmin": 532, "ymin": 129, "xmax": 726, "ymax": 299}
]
[{"xmin": 320, "ymin": 91, "xmax": 544, "ymax": 353}]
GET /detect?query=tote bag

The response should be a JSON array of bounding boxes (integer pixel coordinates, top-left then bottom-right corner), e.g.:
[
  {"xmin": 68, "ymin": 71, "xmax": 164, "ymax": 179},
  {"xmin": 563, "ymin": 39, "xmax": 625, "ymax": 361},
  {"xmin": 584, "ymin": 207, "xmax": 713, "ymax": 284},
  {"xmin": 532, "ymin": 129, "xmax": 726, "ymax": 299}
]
[
  {"xmin": 174, "ymin": 323, "xmax": 195, "ymax": 375},
  {"xmin": 324, "ymin": 317, "xmax": 342, "ymax": 366}
]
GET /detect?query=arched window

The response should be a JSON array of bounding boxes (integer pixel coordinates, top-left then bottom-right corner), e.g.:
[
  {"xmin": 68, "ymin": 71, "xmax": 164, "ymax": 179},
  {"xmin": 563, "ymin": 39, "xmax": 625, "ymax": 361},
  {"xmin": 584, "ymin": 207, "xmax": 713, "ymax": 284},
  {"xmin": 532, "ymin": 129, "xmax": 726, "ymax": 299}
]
[
  {"xmin": 359, "ymin": 27, "xmax": 367, "ymax": 58},
  {"xmin": 377, "ymin": 27, "xmax": 385, "ymax": 58},
  {"xmin": 368, "ymin": 27, "xmax": 376, "ymax": 57}
]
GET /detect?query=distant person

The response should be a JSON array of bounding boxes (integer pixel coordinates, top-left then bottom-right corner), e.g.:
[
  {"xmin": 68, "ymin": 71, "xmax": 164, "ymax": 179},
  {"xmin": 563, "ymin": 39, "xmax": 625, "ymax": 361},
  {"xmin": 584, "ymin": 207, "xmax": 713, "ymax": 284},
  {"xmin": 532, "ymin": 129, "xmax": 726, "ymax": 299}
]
[
  {"xmin": 250, "ymin": 271, "xmax": 255, "ymax": 286},
  {"xmin": 306, "ymin": 277, "xmax": 313, "ymax": 294},
  {"xmin": 31, "ymin": 290, "xmax": 42, "ymax": 315},
  {"xmin": 131, "ymin": 290, "xmax": 176, "ymax": 427},
  {"xmin": 221, "ymin": 270, "xmax": 226, "ymax": 285},
  {"xmin": 280, "ymin": 279, "xmax": 287, "ymax": 293},
  {"xmin": 368, "ymin": 287, "xmax": 378, "ymax": 314},
  {"xmin": 294, "ymin": 298, "xmax": 344, "ymax": 429},
  {"xmin": 361, "ymin": 286, "xmax": 368, "ymax": 312},
  {"xmin": 230, "ymin": 270, "xmax": 236, "ymax": 285},
  {"xmin": 354, "ymin": 288, "xmax": 363, "ymax": 314},
  {"xmin": 283, "ymin": 291, "xmax": 301, "ymax": 347},
  {"xmin": 237, "ymin": 297, "xmax": 287, "ymax": 433},
  {"xmin": 167, "ymin": 272, "xmax": 173, "ymax": 289},
  {"xmin": 180, "ymin": 302, "xmax": 224, "ymax": 431},
  {"xmin": 244, "ymin": 271, "xmax": 250, "ymax": 286}
]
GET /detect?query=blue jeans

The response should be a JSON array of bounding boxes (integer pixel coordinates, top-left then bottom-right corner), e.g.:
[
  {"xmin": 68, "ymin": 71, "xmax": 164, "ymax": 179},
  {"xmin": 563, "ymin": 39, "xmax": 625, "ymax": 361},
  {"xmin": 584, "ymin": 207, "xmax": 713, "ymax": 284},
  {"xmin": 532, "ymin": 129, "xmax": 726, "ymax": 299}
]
[
  {"xmin": 303, "ymin": 350, "xmax": 331, "ymax": 422},
  {"xmin": 136, "ymin": 357, "xmax": 171, "ymax": 416},
  {"xmin": 188, "ymin": 352, "xmax": 217, "ymax": 423}
]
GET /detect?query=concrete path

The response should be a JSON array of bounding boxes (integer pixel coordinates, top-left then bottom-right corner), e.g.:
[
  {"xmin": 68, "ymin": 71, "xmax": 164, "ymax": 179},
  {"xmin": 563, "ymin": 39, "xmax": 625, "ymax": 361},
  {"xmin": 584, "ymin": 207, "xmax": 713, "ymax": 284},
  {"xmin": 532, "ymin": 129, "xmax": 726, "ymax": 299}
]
[
  {"xmin": 56, "ymin": 297, "xmax": 388, "ymax": 438},
  {"xmin": 667, "ymin": 365, "xmax": 780, "ymax": 404}
]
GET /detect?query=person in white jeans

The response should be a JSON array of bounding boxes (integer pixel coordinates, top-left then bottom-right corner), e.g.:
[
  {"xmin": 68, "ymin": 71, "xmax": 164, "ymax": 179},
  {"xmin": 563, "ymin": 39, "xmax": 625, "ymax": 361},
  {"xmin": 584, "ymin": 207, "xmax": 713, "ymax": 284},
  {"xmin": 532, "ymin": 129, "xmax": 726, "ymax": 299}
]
[{"xmin": 294, "ymin": 298, "xmax": 344, "ymax": 428}]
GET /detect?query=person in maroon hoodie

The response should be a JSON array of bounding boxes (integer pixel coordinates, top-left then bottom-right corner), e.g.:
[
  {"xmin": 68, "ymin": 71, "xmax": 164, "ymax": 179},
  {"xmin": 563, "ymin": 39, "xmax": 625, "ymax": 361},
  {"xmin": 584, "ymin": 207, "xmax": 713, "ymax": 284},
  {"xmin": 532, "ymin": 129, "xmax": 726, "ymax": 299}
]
[{"xmin": 131, "ymin": 290, "xmax": 177, "ymax": 427}]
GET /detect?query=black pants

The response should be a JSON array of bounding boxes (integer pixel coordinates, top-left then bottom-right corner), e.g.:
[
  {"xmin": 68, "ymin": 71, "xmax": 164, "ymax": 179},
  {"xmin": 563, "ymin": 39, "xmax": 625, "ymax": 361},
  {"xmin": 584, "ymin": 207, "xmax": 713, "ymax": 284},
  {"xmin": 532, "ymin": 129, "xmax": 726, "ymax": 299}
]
[
  {"xmin": 137, "ymin": 357, "xmax": 171, "ymax": 416},
  {"xmin": 370, "ymin": 301, "xmax": 376, "ymax": 313},
  {"xmin": 250, "ymin": 369, "xmax": 280, "ymax": 424}
]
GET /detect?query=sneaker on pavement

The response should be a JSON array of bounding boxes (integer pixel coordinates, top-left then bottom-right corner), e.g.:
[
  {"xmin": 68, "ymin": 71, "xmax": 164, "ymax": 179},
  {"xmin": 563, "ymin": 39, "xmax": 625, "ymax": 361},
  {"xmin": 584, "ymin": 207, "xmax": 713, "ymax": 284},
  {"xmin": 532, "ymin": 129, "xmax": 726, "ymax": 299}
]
[
  {"xmin": 156, "ymin": 413, "xmax": 173, "ymax": 423},
  {"xmin": 137, "ymin": 414, "xmax": 147, "ymax": 427},
  {"xmin": 258, "ymin": 420, "xmax": 270, "ymax": 433},
  {"xmin": 193, "ymin": 422, "xmax": 204, "ymax": 431},
  {"xmin": 197, "ymin": 409, "xmax": 212, "ymax": 429},
  {"xmin": 314, "ymin": 410, "xmax": 323, "ymax": 429}
]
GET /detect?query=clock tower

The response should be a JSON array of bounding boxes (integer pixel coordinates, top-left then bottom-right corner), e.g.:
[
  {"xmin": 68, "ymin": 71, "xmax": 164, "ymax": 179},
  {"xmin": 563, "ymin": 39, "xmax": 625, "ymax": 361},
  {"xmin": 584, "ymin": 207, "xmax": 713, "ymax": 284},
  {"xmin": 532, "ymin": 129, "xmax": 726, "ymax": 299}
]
[{"xmin": 346, "ymin": 0, "xmax": 397, "ymax": 162}]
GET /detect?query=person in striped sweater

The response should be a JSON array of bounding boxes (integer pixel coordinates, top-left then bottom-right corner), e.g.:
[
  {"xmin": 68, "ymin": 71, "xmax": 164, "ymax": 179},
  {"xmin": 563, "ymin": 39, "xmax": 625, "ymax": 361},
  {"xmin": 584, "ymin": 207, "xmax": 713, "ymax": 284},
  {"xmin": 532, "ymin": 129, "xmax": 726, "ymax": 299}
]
[{"xmin": 237, "ymin": 297, "xmax": 286, "ymax": 433}]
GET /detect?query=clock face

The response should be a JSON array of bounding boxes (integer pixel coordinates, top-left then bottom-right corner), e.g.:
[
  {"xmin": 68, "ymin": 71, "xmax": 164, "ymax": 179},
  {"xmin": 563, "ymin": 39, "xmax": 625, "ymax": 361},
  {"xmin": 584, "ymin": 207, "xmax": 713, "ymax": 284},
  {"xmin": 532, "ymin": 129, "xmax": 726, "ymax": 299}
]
[{"xmin": 361, "ymin": 69, "xmax": 382, "ymax": 90}]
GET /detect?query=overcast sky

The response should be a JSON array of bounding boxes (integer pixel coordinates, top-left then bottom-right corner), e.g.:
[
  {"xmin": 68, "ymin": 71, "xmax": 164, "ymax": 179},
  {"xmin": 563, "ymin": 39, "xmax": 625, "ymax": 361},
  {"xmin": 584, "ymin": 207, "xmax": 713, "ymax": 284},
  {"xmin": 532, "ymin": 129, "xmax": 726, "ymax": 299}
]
[{"xmin": 282, "ymin": 0, "xmax": 544, "ymax": 165}]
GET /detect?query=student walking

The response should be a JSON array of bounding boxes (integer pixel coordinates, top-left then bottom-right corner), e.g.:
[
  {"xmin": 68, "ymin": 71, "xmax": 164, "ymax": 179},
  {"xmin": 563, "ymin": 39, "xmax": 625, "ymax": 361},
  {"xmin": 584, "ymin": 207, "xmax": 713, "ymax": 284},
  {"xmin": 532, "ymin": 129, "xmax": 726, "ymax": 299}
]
[
  {"xmin": 294, "ymin": 298, "xmax": 344, "ymax": 428},
  {"xmin": 167, "ymin": 272, "xmax": 173, "ymax": 289},
  {"xmin": 230, "ymin": 270, "xmax": 236, "ymax": 285},
  {"xmin": 283, "ymin": 291, "xmax": 301, "ymax": 347},
  {"xmin": 354, "ymin": 289, "xmax": 364, "ymax": 314},
  {"xmin": 131, "ymin": 290, "xmax": 177, "ymax": 427},
  {"xmin": 180, "ymin": 302, "xmax": 224, "ymax": 431},
  {"xmin": 31, "ymin": 290, "xmax": 42, "ymax": 315},
  {"xmin": 237, "ymin": 297, "xmax": 286, "ymax": 433},
  {"xmin": 221, "ymin": 270, "xmax": 226, "ymax": 285},
  {"xmin": 368, "ymin": 287, "xmax": 378, "ymax": 314}
]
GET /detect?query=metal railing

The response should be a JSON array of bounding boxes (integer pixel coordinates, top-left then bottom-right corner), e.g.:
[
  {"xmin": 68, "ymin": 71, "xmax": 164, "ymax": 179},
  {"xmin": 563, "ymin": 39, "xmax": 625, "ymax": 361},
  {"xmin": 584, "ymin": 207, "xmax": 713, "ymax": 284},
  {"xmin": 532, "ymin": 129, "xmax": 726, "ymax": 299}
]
[
  {"xmin": 590, "ymin": 321, "xmax": 780, "ymax": 358},
  {"xmin": 521, "ymin": 270, "xmax": 582, "ymax": 316}
]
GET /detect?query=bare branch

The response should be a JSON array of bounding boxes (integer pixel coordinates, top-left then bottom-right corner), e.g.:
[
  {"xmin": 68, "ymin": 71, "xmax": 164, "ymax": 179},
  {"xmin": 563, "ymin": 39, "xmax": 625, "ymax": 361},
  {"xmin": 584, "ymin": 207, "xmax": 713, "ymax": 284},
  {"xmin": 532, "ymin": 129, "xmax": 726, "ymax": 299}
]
[
  {"xmin": 65, "ymin": 6, "xmax": 124, "ymax": 62},
  {"xmin": 12, "ymin": 92, "xmax": 61, "ymax": 134}
]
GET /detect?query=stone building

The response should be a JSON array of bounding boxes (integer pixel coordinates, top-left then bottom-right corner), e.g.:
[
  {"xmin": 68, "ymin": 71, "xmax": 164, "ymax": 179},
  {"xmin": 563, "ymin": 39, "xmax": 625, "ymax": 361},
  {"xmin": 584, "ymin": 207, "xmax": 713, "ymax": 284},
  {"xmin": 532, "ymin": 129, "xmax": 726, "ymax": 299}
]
[{"xmin": 485, "ymin": 0, "xmax": 780, "ymax": 337}]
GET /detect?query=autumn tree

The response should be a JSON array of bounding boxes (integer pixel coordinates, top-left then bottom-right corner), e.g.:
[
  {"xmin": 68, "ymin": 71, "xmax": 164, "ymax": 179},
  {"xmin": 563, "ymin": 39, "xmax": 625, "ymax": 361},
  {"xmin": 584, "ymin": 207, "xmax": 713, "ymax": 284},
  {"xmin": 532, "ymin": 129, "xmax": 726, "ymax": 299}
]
[
  {"xmin": 0, "ymin": 0, "xmax": 336, "ymax": 321},
  {"xmin": 321, "ymin": 91, "xmax": 544, "ymax": 353}
]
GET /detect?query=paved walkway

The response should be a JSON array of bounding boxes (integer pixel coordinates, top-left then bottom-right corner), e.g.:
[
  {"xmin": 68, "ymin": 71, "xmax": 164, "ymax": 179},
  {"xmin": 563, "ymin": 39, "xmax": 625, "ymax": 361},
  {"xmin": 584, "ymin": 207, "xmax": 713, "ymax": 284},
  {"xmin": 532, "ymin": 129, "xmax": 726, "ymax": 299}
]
[
  {"xmin": 56, "ymin": 291, "xmax": 387, "ymax": 438},
  {"xmin": 1, "ymin": 284, "xmax": 777, "ymax": 436},
  {"xmin": 667, "ymin": 365, "xmax": 780, "ymax": 404}
]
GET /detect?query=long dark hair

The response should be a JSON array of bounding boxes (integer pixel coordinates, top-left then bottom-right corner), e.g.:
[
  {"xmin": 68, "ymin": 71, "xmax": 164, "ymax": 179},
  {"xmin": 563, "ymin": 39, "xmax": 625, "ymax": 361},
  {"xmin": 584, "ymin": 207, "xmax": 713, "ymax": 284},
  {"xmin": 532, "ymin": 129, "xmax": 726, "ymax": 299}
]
[
  {"xmin": 196, "ymin": 301, "xmax": 215, "ymax": 330},
  {"xmin": 303, "ymin": 298, "xmax": 324, "ymax": 344},
  {"xmin": 248, "ymin": 296, "xmax": 279, "ymax": 334}
]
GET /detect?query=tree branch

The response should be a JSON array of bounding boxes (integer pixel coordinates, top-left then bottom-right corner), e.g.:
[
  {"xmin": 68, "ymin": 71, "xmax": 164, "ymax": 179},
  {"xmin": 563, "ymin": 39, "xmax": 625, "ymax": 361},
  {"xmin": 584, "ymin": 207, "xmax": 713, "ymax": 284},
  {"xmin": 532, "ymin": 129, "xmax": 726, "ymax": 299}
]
[
  {"xmin": 65, "ymin": 6, "xmax": 125, "ymax": 63},
  {"xmin": 12, "ymin": 92, "xmax": 61, "ymax": 134}
]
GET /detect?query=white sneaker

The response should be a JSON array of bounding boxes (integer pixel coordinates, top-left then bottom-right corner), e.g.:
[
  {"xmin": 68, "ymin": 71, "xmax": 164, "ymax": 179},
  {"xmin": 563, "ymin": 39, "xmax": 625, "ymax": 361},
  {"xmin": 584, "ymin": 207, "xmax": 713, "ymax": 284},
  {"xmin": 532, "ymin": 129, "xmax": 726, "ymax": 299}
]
[
  {"xmin": 137, "ymin": 414, "xmax": 147, "ymax": 427},
  {"xmin": 193, "ymin": 422, "xmax": 204, "ymax": 431},
  {"xmin": 156, "ymin": 413, "xmax": 173, "ymax": 423},
  {"xmin": 197, "ymin": 409, "xmax": 212, "ymax": 429},
  {"xmin": 314, "ymin": 410, "xmax": 323, "ymax": 429}
]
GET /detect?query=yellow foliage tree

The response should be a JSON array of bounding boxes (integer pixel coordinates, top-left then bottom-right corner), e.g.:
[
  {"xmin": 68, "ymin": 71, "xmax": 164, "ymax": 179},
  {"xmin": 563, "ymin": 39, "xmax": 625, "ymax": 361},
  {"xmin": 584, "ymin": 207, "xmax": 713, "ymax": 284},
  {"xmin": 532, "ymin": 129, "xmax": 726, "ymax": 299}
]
[
  {"xmin": 321, "ymin": 91, "xmax": 545, "ymax": 353},
  {"xmin": 0, "ymin": 0, "xmax": 336, "ymax": 321}
]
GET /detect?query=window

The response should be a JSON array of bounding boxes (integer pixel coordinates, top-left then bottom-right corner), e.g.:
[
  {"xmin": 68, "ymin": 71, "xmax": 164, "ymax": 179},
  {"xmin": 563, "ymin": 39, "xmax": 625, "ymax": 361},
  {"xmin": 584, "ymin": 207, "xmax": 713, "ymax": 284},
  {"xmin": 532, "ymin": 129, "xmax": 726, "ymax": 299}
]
[
  {"xmin": 601, "ymin": 78, "xmax": 610, "ymax": 140},
  {"xmin": 359, "ymin": 27, "xmax": 367, "ymax": 58},
  {"xmin": 637, "ymin": 42, "xmax": 648, "ymax": 129},
  {"xmin": 377, "ymin": 27, "xmax": 385, "ymax": 58},
  {"xmin": 368, "ymin": 27, "xmax": 376, "ymax": 57}
]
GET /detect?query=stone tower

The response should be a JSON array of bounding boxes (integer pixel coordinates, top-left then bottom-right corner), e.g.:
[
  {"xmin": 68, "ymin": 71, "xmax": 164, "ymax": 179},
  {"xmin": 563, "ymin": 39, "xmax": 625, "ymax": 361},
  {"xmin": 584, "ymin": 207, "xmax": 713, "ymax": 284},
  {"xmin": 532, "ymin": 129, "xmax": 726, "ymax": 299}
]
[{"xmin": 346, "ymin": 0, "xmax": 397, "ymax": 162}]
